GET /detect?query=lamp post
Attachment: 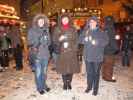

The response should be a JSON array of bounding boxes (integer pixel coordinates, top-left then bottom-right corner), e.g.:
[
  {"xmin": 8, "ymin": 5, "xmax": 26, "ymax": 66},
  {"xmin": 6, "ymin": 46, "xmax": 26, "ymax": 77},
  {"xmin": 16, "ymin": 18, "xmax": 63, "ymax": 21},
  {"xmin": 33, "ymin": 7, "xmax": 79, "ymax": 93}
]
[{"xmin": 41, "ymin": 0, "xmax": 44, "ymax": 13}]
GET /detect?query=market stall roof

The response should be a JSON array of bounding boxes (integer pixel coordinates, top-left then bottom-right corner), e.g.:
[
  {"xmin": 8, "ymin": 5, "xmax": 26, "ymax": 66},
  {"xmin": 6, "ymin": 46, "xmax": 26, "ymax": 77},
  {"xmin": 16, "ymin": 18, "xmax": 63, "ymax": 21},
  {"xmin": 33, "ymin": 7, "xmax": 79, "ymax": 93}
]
[{"xmin": 0, "ymin": 4, "xmax": 22, "ymax": 25}]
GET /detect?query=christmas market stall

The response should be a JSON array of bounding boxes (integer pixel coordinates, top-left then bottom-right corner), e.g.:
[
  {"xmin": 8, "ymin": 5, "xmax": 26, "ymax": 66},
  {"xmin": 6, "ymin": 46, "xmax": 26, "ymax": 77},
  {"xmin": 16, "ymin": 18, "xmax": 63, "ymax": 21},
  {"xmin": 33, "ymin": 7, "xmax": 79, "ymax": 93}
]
[{"xmin": 0, "ymin": 4, "xmax": 26, "ymax": 71}]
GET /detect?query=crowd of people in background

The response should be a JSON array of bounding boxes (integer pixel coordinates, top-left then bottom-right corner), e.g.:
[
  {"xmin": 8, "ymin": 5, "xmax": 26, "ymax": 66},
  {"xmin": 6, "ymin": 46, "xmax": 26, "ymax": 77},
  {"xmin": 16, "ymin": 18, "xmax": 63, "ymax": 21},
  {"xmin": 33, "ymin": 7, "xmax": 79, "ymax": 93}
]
[
  {"xmin": 0, "ymin": 26, "xmax": 23, "ymax": 72},
  {"xmin": 0, "ymin": 12, "xmax": 133, "ymax": 96}
]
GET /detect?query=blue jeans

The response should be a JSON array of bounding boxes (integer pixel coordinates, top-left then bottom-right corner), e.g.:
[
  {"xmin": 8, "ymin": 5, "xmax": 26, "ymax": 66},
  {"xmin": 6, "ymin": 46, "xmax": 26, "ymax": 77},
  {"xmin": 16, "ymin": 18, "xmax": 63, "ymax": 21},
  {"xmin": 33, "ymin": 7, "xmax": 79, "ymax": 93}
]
[
  {"xmin": 34, "ymin": 58, "xmax": 48, "ymax": 92},
  {"xmin": 85, "ymin": 61, "xmax": 101, "ymax": 92},
  {"xmin": 29, "ymin": 52, "xmax": 36, "ymax": 72},
  {"xmin": 31, "ymin": 63, "xmax": 36, "ymax": 72}
]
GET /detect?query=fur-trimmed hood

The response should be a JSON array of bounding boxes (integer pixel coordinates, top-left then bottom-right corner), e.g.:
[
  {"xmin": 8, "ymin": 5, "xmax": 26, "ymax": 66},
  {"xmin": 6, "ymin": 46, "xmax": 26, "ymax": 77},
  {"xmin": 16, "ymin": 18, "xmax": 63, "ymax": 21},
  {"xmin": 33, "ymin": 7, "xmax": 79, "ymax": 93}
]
[{"xmin": 32, "ymin": 14, "xmax": 49, "ymax": 29}]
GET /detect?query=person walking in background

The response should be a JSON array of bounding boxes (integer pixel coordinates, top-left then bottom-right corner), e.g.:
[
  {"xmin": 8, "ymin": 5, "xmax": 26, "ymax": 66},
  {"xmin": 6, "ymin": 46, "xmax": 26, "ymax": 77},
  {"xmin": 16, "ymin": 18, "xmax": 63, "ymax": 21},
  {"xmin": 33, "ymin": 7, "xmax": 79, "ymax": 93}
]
[
  {"xmin": 79, "ymin": 16, "xmax": 109, "ymax": 96},
  {"xmin": 121, "ymin": 26, "xmax": 132, "ymax": 67},
  {"xmin": 52, "ymin": 13, "xmax": 80, "ymax": 90},
  {"xmin": 49, "ymin": 21, "xmax": 58, "ymax": 70},
  {"xmin": 28, "ymin": 14, "xmax": 51, "ymax": 94},
  {"xmin": 78, "ymin": 25, "xmax": 86, "ymax": 75},
  {"xmin": 14, "ymin": 44, "xmax": 23, "ymax": 71},
  {"xmin": 102, "ymin": 16, "xmax": 119, "ymax": 82},
  {"xmin": 0, "ymin": 32, "xmax": 11, "ymax": 70}
]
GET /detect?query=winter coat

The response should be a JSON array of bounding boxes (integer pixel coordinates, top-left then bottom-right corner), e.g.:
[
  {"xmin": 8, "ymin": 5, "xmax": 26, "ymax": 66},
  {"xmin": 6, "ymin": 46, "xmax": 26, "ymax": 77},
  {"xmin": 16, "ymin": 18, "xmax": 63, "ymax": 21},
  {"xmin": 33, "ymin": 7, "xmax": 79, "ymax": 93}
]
[
  {"xmin": 52, "ymin": 14, "xmax": 80, "ymax": 74},
  {"xmin": 0, "ymin": 35, "xmax": 11, "ymax": 50},
  {"xmin": 104, "ymin": 16, "xmax": 119, "ymax": 55},
  {"xmin": 27, "ymin": 14, "xmax": 51, "ymax": 60},
  {"xmin": 79, "ymin": 16, "xmax": 109, "ymax": 62}
]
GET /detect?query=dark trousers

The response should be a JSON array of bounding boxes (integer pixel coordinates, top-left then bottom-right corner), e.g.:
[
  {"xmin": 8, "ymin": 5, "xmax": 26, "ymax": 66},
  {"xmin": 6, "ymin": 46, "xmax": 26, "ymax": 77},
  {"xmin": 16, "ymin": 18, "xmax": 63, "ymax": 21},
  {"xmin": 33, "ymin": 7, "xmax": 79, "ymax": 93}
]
[
  {"xmin": 15, "ymin": 58, "xmax": 23, "ymax": 70},
  {"xmin": 1, "ymin": 50, "xmax": 9, "ymax": 67},
  {"xmin": 122, "ymin": 51, "xmax": 130, "ymax": 67},
  {"xmin": 62, "ymin": 74, "xmax": 73, "ymax": 84},
  {"xmin": 85, "ymin": 61, "xmax": 101, "ymax": 92}
]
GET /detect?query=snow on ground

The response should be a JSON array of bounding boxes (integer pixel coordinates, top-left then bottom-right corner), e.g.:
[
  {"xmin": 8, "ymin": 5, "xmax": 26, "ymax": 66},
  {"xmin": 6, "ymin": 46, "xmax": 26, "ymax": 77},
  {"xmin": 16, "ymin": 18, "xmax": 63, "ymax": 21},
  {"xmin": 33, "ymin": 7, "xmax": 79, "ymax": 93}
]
[{"xmin": 0, "ymin": 55, "xmax": 133, "ymax": 100}]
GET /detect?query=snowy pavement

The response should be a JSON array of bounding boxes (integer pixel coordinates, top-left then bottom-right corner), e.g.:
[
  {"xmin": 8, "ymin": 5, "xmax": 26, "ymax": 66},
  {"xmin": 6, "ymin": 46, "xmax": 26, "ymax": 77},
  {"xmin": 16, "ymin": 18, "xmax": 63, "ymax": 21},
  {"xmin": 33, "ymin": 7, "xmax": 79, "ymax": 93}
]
[{"xmin": 0, "ymin": 56, "xmax": 133, "ymax": 100}]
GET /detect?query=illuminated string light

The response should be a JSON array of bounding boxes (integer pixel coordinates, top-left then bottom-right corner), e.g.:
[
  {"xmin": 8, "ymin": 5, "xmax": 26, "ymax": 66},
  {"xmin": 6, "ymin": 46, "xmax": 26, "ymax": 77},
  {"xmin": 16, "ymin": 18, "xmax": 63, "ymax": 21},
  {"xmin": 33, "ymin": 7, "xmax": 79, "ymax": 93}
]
[
  {"xmin": 115, "ymin": 35, "xmax": 120, "ymax": 40},
  {"xmin": 61, "ymin": 9, "xmax": 66, "ymax": 13},
  {"xmin": 0, "ymin": 4, "xmax": 20, "ymax": 20}
]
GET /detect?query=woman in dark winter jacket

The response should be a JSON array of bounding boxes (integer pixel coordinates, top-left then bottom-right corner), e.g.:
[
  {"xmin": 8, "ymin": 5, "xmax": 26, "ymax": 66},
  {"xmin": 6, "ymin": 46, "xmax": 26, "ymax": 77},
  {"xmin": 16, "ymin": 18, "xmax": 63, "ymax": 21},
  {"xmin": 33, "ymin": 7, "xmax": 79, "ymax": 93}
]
[
  {"xmin": 79, "ymin": 16, "xmax": 109, "ymax": 96},
  {"xmin": 28, "ymin": 14, "xmax": 51, "ymax": 94},
  {"xmin": 52, "ymin": 13, "xmax": 80, "ymax": 90}
]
